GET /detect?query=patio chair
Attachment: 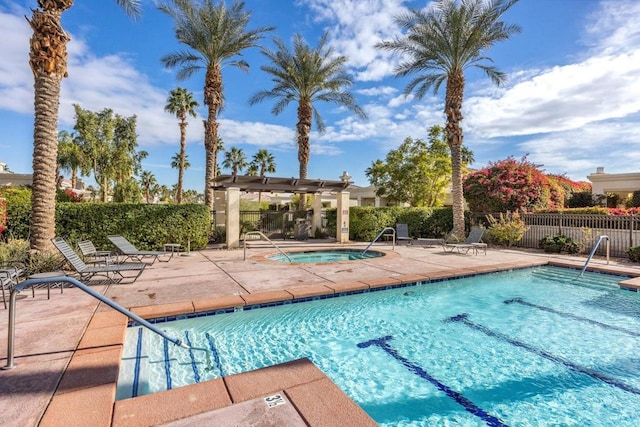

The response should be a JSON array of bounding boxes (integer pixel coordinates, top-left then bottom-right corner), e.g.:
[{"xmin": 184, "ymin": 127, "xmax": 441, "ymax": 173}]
[
  {"xmin": 107, "ymin": 235, "xmax": 172, "ymax": 264},
  {"xmin": 52, "ymin": 237, "xmax": 146, "ymax": 284},
  {"xmin": 442, "ymin": 226, "xmax": 487, "ymax": 255},
  {"xmin": 77, "ymin": 240, "xmax": 118, "ymax": 265},
  {"xmin": 396, "ymin": 223, "xmax": 413, "ymax": 245}
]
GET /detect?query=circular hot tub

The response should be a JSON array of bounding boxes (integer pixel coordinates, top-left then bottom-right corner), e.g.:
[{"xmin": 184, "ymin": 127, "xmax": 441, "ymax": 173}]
[{"xmin": 267, "ymin": 249, "xmax": 385, "ymax": 263}]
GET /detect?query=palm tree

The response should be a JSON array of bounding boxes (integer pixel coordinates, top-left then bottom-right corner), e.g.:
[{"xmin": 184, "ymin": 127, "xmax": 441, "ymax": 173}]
[
  {"xmin": 171, "ymin": 152, "xmax": 191, "ymax": 171},
  {"xmin": 139, "ymin": 170, "xmax": 157, "ymax": 203},
  {"xmin": 249, "ymin": 149, "xmax": 276, "ymax": 203},
  {"xmin": 57, "ymin": 130, "xmax": 86, "ymax": 189},
  {"xmin": 222, "ymin": 147, "xmax": 247, "ymax": 176},
  {"xmin": 26, "ymin": 0, "xmax": 141, "ymax": 252},
  {"xmin": 249, "ymin": 32, "xmax": 366, "ymax": 182},
  {"xmin": 164, "ymin": 87, "xmax": 199, "ymax": 204},
  {"xmin": 376, "ymin": 0, "xmax": 520, "ymax": 239},
  {"xmin": 159, "ymin": 0, "xmax": 273, "ymax": 210}
]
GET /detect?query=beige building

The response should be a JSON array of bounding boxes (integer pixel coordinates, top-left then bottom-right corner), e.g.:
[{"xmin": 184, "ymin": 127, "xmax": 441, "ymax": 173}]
[
  {"xmin": 587, "ymin": 167, "xmax": 640, "ymax": 202},
  {"xmin": 0, "ymin": 162, "xmax": 32, "ymax": 186}
]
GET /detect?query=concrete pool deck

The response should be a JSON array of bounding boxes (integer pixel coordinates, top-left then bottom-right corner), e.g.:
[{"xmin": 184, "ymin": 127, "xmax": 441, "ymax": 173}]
[{"xmin": 2, "ymin": 241, "xmax": 640, "ymax": 426}]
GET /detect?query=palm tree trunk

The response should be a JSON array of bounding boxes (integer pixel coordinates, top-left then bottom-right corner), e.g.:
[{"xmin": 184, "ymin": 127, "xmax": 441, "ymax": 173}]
[
  {"xmin": 297, "ymin": 101, "xmax": 312, "ymax": 210},
  {"xmin": 445, "ymin": 71, "xmax": 466, "ymax": 240},
  {"xmin": 27, "ymin": 3, "xmax": 71, "ymax": 252},
  {"xmin": 296, "ymin": 101, "xmax": 312, "ymax": 179},
  {"xmin": 177, "ymin": 119, "xmax": 186, "ymax": 204},
  {"xmin": 31, "ymin": 74, "xmax": 61, "ymax": 252},
  {"xmin": 203, "ymin": 65, "xmax": 223, "ymax": 210}
]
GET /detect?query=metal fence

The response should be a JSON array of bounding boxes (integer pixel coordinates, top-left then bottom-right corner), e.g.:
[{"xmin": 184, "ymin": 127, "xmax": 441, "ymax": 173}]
[
  {"xmin": 212, "ymin": 209, "xmax": 336, "ymax": 240},
  {"xmin": 517, "ymin": 213, "xmax": 640, "ymax": 257}
]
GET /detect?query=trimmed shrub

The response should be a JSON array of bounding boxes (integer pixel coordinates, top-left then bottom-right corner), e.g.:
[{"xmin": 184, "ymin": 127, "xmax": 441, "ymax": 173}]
[
  {"xmin": 627, "ymin": 246, "xmax": 640, "ymax": 263},
  {"xmin": 539, "ymin": 235, "xmax": 579, "ymax": 254}
]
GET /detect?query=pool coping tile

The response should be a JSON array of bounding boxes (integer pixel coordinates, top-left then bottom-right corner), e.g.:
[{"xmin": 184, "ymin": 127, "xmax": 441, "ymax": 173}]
[
  {"xmin": 192, "ymin": 295, "xmax": 246, "ymax": 312},
  {"xmin": 359, "ymin": 276, "xmax": 402, "ymax": 288},
  {"xmin": 325, "ymin": 281, "xmax": 370, "ymax": 293},
  {"xmin": 112, "ymin": 378, "xmax": 231, "ymax": 427},
  {"xmin": 286, "ymin": 284, "xmax": 335, "ymax": 299},
  {"xmin": 397, "ymin": 273, "xmax": 429, "ymax": 284},
  {"xmin": 241, "ymin": 290, "xmax": 293, "ymax": 306},
  {"xmin": 285, "ymin": 377, "xmax": 377, "ymax": 427},
  {"xmin": 130, "ymin": 301, "xmax": 195, "ymax": 319},
  {"xmin": 224, "ymin": 358, "xmax": 326, "ymax": 403},
  {"xmin": 56, "ymin": 346, "xmax": 123, "ymax": 394}
]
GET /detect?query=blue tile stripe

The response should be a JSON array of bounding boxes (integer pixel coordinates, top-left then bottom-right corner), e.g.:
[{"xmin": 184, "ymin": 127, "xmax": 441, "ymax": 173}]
[
  {"xmin": 184, "ymin": 331, "xmax": 200, "ymax": 383},
  {"xmin": 205, "ymin": 332, "xmax": 225, "ymax": 377},
  {"xmin": 504, "ymin": 297, "xmax": 640, "ymax": 338},
  {"xmin": 163, "ymin": 338, "xmax": 172, "ymax": 390},
  {"xmin": 446, "ymin": 313, "xmax": 640, "ymax": 396},
  {"xmin": 131, "ymin": 328, "xmax": 143, "ymax": 398},
  {"xmin": 357, "ymin": 335, "xmax": 508, "ymax": 427}
]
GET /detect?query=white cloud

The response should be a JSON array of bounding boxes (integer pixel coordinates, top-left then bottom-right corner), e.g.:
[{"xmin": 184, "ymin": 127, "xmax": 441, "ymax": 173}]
[
  {"xmin": 300, "ymin": 0, "xmax": 408, "ymax": 81},
  {"xmin": 583, "ymin": 0, "xmax": 640, "ymax": 55},
  {"xmin": 357, "ymin": 86, "xmax": 398, "ymax": 97},
  {"xmin": 465, "ymin": 50, "xmax": 640, "ymax": 138},
  {"xmin": 0, "ymin": 6, "xmax": 33, "ymax": 113}
]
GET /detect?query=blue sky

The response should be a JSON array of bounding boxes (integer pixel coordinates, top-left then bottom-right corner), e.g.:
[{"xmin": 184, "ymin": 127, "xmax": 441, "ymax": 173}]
[{"xmin": 1, "ymin": 0, "xmax": 640, "ymax": 193}]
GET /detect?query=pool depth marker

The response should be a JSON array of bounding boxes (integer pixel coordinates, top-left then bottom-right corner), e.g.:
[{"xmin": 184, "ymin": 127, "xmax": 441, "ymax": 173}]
[
  {"xmin": 447, "ymin": 313, "xmax": 640, "ymax": 396},
  {"xmin": 357, "ymin": 335, "xmax": 508, "ymax": 427}
]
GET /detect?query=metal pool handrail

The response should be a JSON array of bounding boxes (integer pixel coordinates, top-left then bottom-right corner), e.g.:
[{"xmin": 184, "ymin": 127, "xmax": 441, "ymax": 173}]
[
  {"xmin": 243, "ymin": 231, "xmax": 292, "ymax": 262},
  {"xmin": 3, "ymin": 275, "xmax": 193, "ymax": 370},
  {"xmin": 362, "ymin": 227, "xmax": 396, "ymax": 254},
  {"xmin": 579, "ymin": 235, "xmax": 610, "ymax": 277}
]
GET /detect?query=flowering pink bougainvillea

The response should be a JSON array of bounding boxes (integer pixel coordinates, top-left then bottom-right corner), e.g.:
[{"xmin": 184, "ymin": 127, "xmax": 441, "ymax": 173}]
[
  {"xmin": 464, "ymin": 156, "xmax": 554, "ymax": 213},
  {"xmin": 0, "ymin": 198, "xmax": 7, "ymax": 234}
]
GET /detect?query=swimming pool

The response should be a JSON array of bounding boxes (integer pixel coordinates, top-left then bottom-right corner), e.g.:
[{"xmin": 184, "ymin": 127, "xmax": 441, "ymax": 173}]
[
  {"xmin": 266, "ymin": 248, "xmax": 385, "ymax": 262},
  {"xmin": 117, "ymin": 266, "xmax": 640, "ymax": 426}
]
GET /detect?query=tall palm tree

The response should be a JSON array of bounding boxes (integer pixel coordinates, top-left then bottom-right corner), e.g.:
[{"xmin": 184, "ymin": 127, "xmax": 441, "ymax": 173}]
[
  {"xmin": 164, "ymin": 87, "xmax": 199, "ymax": 204},
  {"xmin": 376, "ymin": 0, "xmax": 520, "ymax": 239},
  {"xmin": 249, "ymin": 32, "xmax": 367, "ymax": 182},
  {"xmin": 249, "ymin": 149, "xmax": 276, "ymax": 203},
  {"xmin": 139, "ymin": 170, "xmax": 158, "ymax": 204},
  {"xmin": 26, "ymin": 0, "xmax": 141, "ymax": 252},
  {"xmin": 159, "ymin": 0, "xmax": 273, "ymax": 210},
  {"xmin": 222, "ymin": 147, "xmax": 247, "ymax": 176}
]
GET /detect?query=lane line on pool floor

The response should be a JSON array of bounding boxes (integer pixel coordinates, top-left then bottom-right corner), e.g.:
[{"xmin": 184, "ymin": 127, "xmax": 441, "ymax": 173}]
[
  {"xmin": 503, "ymin": 297, "xmax": 640, "ymax": 337},
  {"xmin": 446, "ymin": 313, "xmax": 640, "ymax": 396},
  {"xmin": 357, "ymin": 335, "xmax": 508, "ymax": 427}
]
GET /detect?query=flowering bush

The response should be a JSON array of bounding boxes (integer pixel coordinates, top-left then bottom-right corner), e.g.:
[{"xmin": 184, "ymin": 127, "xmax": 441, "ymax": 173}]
[
  {"xmin": 56, "ymin": 188, "xmax": 82, "ymax": 203},
  {"xmin": 464, "ymin": 156, "xmax": 555, "ymax": 212},
  {"xmin": 0, "ymin": 198, "xmax": 6, "ymax": 234}
]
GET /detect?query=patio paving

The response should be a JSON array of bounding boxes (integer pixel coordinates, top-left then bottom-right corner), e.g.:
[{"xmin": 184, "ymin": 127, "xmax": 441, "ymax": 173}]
[{"xmin": 1, "ymin": 242, "xmax": 639, "ymax": 426}]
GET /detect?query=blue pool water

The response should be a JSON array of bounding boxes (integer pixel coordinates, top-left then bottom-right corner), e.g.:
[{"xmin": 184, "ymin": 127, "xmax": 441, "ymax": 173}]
[
  {"xmin": 267, "ymin": 248, "xmax": 384, "ymax": 262},
  {"xmin": 117, "ymin": 266, "xmax": 640, "ymax": 426}
]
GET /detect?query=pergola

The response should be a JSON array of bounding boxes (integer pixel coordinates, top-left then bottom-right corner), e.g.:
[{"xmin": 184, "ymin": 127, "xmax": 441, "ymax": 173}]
[
  {"xmin": 212, "ymin": 175, "xmax": 352, "ymax": 248},
  {"xmin": 212, "ymin": 175, "xmax": 352, "ymax": 193}
]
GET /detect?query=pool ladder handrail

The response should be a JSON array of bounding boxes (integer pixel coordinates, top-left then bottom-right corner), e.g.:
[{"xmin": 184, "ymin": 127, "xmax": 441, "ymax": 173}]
[
  {"xmin": 362, "ymin": 227, "xmax": 396, "ymax": 254},
  {"xmin": 579, "ymin": 235, "xmax": 610, "ymax": 277},
  {"xmin": 243, "ymin": 230, "xmax": 292, "ymax": 262},
  {"xmin": 3, "ymin": 275, "xmax": 194, "ymax": 370}
]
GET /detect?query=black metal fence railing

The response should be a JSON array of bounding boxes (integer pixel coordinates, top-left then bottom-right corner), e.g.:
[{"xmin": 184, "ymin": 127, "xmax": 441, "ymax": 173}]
[{"xmin": 211, "ymin": 209, "xmax": 336, "ymax": 240}]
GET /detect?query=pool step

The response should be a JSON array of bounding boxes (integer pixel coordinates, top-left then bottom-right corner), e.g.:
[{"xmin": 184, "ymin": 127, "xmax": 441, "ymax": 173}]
[{"xmin": 530, "ymin": 267, "xmax": 620, "ymax": 290}]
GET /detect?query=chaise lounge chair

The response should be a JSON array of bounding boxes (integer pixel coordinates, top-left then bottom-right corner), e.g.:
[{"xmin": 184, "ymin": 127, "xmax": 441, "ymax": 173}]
[
  {"xmin": 442, "ymin": 226, "xmax": 487, "ymax": 255},
  {"xmin": 52, "ymin": 237, "xmax": 146, "ymax": 284},
  {"xmin": 107, "ymin": 235, "xmax": 172, "ymax": 264},
  {"xmin": 77, "ymin": 240, "xmax": 118, "ymax": 265},
  {"xmin": 396, "ymin": 223, "xmax": 413, "ymax": 245}
]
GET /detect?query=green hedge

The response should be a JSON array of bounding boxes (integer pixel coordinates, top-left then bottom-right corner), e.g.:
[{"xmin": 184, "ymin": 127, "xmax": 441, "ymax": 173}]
[
  {"xmin": 349, "ymin": 206, "xmax": 458, "ymax": 241},
  {"xmin": 2, "ymin": 193, "xmax": 210, "ymax": 251}
]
